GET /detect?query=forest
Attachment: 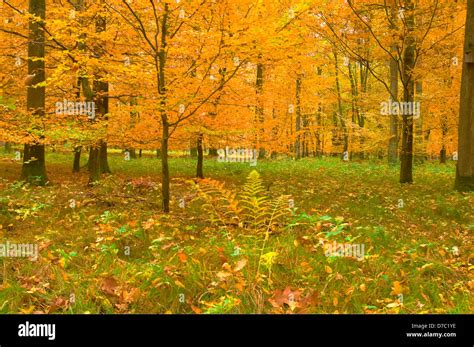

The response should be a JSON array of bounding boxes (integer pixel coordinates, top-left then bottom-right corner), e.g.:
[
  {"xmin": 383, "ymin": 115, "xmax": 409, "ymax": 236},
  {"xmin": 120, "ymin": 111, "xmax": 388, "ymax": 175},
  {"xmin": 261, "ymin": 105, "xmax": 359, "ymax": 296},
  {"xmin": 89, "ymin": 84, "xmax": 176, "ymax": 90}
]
[{"xmin": 0, "ymin": 0, "xmax": 472, "ymax": 314}]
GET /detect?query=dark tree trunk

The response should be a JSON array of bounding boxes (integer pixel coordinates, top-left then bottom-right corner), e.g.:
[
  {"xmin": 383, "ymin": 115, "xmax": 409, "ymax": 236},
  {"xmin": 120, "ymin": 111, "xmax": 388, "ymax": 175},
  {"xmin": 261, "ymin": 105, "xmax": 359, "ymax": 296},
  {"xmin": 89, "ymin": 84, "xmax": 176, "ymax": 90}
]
[
  {"xmin": 440, "ymin": 147, "xmax": 447, "ymax": 164},
  {"xmin": 93, "ymin": 1, "xmax": 110, "ymax": 178},
  {"xmin": 400, "ymin": 0, "xmax": 415, "ymax": 184},
  {"xmin": 295, "ymin": 75, "xmax": 302, "ymax": 159},
  {"xmin": 388, "ymin": 0, "xmax": 399, "ymax": 165},
  {"xmin": 161, "ymin": 123, "xmax": 170, "ymax": 213},
  {"xmin": 100, "ymin": 140, "xmax": 111, "ymax": 174},
  {"xmin": 73, "ymin": 146, "xmax": 81, "ymax": 173},
  {"xmin": 21, "ymin": 0, "xmax": 48, "ymax": 185},
  {"xmin": 88, "ymin": 145, "xmax": 101, "ymax": 185},
  {"xmin": 126, "ymin": 148, "xmax": 137, "ymax": 159},
  {"xmin": 256, "ymin": 61, "xmax": 265, "ymax": 159},
  {"xmin": 333, "ymin": 50, "xmax": 349, "ymax": 158},
  {"xmin": 455, "ymin": 0, "xmax": 474, "ymax": 191},
  {"xmin": 159, "ymin": 4, "xmax": 170, "ymax": 213},
  {"xmin": 196, "ymin": 133, "xmax": 204, "ymax": 179}
]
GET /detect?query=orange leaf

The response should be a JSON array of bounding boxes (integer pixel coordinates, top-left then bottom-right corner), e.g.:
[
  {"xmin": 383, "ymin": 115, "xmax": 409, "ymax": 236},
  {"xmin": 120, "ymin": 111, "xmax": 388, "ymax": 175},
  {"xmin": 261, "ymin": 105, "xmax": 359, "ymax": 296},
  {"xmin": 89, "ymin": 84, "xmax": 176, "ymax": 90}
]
[
  {"xmin": 233, "ymin": 259, "xmax": 248, "ymax": 272},
  {"xmin": 177, "ymin": 252, "xmax": 187, "ymax": 263}
]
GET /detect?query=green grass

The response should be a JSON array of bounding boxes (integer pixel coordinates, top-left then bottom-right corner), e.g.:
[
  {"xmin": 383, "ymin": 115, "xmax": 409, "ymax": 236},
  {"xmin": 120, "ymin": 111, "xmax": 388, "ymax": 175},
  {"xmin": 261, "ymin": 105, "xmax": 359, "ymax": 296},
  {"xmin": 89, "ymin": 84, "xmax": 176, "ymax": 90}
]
[{"xmin": 0, "ymin": 151, "xmax": 472, "ymax": 314}]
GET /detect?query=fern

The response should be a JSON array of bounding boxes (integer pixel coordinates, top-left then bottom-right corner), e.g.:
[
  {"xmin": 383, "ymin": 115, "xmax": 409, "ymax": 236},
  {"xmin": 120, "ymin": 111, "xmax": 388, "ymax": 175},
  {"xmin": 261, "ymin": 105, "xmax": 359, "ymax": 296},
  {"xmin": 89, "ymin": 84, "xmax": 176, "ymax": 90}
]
[
  {"xmin": 240, "ymin": 171, "xmax": 270, "ymax": 232},
  {"xmin": 191, "ymin": 171, "xmax": 290, "ymax": 234},
  {"xmin": 191, "ymin": 178, "xmax": 241, "ymax": 227}
]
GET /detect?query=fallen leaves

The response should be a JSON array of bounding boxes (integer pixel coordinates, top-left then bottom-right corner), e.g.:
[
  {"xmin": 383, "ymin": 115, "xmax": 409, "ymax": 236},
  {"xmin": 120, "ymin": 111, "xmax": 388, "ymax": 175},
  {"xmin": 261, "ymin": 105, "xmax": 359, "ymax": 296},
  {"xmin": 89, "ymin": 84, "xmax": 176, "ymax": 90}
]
[
  {"xmin": 390, "ymin": 281, "xmax": 405, "ymax": 296},
  {"xmin": 233, "ymin": 259, "xmax": 248, "ymax": 272},
  {"xmin": 268, "ymin": 287, "xmax": 319, "ymax": 313},
  {"xmin": 100, "ymin": 276, "xmax": 119, "ymax": 296}
]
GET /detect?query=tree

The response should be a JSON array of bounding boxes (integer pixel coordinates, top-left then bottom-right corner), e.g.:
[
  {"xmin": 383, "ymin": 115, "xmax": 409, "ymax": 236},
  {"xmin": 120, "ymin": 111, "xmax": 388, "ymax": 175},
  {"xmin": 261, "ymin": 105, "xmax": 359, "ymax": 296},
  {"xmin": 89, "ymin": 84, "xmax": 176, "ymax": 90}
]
[
  {"xmin": 21, "ymin": 0, "xmax": 48, "ymax": 185},
  {"xmin": 399, "ymin": 0, "xmax": 416, "ymax": 184},
  {"xmin": 455, "ymin": 0, "xmax": 474, "ymax": 191},
  {"xmin": 388, "ymin": 0, "xmax": 399, "ymax": 165},
  {"xmin": 112, "ymin": 0, "xmax": 249, "ymax": 212}
]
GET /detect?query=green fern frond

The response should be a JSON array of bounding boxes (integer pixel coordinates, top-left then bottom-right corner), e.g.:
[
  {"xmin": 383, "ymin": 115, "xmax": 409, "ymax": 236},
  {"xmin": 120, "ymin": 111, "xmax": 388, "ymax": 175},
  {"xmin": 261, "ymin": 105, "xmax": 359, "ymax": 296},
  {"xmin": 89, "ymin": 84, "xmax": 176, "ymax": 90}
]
[{"xmin": 191, "ymin": 171, "xmax": 291, "ymax": 234}]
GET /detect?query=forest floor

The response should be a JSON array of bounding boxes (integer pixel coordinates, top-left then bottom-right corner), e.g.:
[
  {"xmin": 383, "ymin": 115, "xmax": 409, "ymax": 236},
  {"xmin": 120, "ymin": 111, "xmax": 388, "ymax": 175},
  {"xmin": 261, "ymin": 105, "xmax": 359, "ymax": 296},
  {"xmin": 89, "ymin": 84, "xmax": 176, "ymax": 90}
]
[{"xmin": 0, "ymin": 151, "xmax": 472, "ymax": 314}]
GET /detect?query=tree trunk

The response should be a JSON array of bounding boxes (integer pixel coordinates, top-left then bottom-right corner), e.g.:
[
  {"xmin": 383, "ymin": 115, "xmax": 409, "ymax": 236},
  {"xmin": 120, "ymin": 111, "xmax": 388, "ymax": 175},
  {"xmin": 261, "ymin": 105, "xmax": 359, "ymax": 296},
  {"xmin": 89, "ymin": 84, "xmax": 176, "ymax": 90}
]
[
  {"xmin": 440, "ymin": 147, "xmax": 447, "ymax": 164},
  {"xmin": 100, "ymin": 142, "xmax": 111, "ymax": 173},
  {"xmin": 388, "ymin": 0, "xmax": 399, "ymax": 165},
  {"xmin": 159, "ymin": 4, "xmax": 170, "ymax": 213},
  {"xmin": 126, "ymin": 148, "xmax": 137, "ymax": 159},
  {"xmin": 295, "ymin": 75, "xmax": 302, "ymax": 159},
  {"xmin": 196, "ymin": 133, "xmax": 204, "ymax": 179},
  {"xmin": 73, "ymin": 146, "xmax": 81, "ymax": 173},
  {"xmin": 95, "ymin": 8, "xmax": 111, "ymax": 175},
  {"xmin": 333, "ymin": 50, "xmax": 349, "ymax": 158},
  {"xmin": 88, "ymin": 145, "xmax": 101, "ymax": 185},
  {"xmin": 455, "ymin": 0, "xmax": 474, "ymax": 191},
  {"xmin": 400, "ymin": 0, "xmax": 415, "ymax": 184},
  {"xmin": 348, "ymin": 62, "xmax": 359, "ymax": 158},
  {"xmin": 161, "ymin": 123, "xmax": 170, "ymax": 213},
  {"xmin": 414, "ymin": 80, "xmax": 425, "ymax": 163},
  {"xmin": 21, "ymin": 0, "xmax": 48, "ymax": 185},
  {"xmin": 256, "ymin": 61, "xmax": 265, "ymax": 159},
  {"xmin": 81, "ymin": 0, "xmax": 110, "ymax": 182}
]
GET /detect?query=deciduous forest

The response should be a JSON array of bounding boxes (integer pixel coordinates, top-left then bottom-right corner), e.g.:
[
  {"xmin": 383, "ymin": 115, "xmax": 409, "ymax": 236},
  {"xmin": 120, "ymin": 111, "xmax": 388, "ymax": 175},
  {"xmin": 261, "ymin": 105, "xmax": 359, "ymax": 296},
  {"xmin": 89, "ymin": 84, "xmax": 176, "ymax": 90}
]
[{"xmin": 0, "ymin": 0, "xmax": 472, "ymax": 314}]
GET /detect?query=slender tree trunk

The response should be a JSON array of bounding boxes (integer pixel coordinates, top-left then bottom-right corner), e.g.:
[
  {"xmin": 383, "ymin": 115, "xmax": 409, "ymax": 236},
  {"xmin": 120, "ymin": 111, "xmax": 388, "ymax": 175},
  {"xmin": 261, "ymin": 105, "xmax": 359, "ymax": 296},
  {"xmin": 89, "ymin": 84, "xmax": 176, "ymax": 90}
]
[
  {"xmin": 400, "ymin": 0, "xmax": 415, "ymax": 184},
  {"xmin": 455, "ymin": 0, "xmax": 474, "ymax": 191},
  {"xmin": 388, "ymin": 0, "xmax": 399, "ymax": 165},
  {"xmin": 161, "ymin": 123, "xmax": 170, "ymax": 212},
  {"xmin": 80, "ymin": 0, "xmax": 110, "ymax": 182},
  {"xmin": 196, "ymin": 133, "xmax": 204, "ymax": 179},
  {"xmin": 348, "ymin": 62, "xmax": 360, "ymax": 158},
  {"xmin": 21, "ymin": 0, "xmax": 48, "ymax": 185},
  {"xmin": 88, "ymin": 145, "xmax": 101, "ymax": 184},
  {"xmin": 415, "ymin": 80, "xmax": 425, "ymax": 163},
  {"xmin": 159, "ymin": 4, "xmax": 170, "ymax": 213},
  {"xmin": 100, "ymin": 141, "xmax": 111, "ymax": 173},
  {"xmin": 295, "ymin": 75, "xmax": 302, "ymax": 159},
  {"xmin": 440, "ymin": 147, "xmax": 447, "ymax": 164},
  {"xmin": 73, "ymin": 146, "xmax": 81, "ymax": 173},
  {"xmin": 256, "ymin": 61, "xmax": 265, "ymax": 159},
  {"xmin": 95, "ymin": 6, "xmax": 111, "ymax": 175},
  {"xmin": 358, "ymin": 45, "xmax": 369, "ymax": 160},
  {"xmin": 440, "ymin": 117, "xmax": 448, "ymax": 164},
  {"xmin": 334, "ymin": 50, "xmax": 349, "ymax": 158},
  {"xmin": 315, "ymin": 67, "xmax": 323, "ymax": 157},
  {"xmin": 126, "ymin": 148, "xmax": 137, "ymax": 159}
]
